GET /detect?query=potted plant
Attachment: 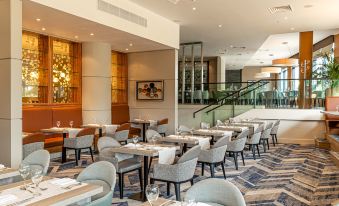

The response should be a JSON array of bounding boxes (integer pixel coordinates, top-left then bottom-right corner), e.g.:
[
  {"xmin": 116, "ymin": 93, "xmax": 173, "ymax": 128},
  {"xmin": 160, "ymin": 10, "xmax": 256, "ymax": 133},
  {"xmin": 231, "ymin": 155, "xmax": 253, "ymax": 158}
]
[{"xmin": 312, "ymin": 53, "xmax": 339, "ymax": 96}]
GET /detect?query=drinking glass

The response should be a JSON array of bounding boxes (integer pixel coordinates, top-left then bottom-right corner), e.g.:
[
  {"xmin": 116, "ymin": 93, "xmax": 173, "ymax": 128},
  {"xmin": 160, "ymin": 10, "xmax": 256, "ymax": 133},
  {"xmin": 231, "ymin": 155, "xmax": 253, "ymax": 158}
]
[
  {"xmin": 31, "ymin": 168, "xmax": 43, "ymax": 196},
  {"xmin": 151, "ymin": 135, "xmax": 157, "ymax": 146},
  {"xmin": 56, "ymin": 121, "xmax": 61, "ymax": 128},
  {"xmin": 18, "ymin": 163, "xmax": 30, "ymax": 190},
  {"xmin": 145, "ymin": 184, "xmax": 159, "ymax": 206},
  {"xmin": 132, "ymin": 135, "xmax": 139, "ymax": 147},
  {"xmin": 69, "ymin": 121, "xmax": 74, "ymax": 128}
]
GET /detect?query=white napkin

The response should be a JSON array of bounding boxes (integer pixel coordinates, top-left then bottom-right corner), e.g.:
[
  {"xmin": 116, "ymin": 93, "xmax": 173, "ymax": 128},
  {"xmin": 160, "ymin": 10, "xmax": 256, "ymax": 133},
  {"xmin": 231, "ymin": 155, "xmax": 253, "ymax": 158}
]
[
  {"xmin": 103, "ymin": 124, "xmax": 119, "ymax": 135},
  {"xmin": 50, "ymin": 178, "xmax": 78, "ymax": 186},
  {"xmin": 0, "ymin": 194, "xmax": 17, "ymax": 205},
  {"xmin": 67, "ymin": 128, "xmax": 81, "ymax": 138},
  {"xmin": 0, "ymin": 164, "xmax": 5, "ymax": 170},
  {"xmin": 196, "ymin": 138, "xmax": 210, "ymax": 150},
  {"xmin": 149, "ymin": 120, "xmax": 157, "ymax": 127},
  {"xmin": 157, "ymin": 147, "xmax": 176, "ymax": 165},
  {"xmin": 124, "ymin": 143, "xmax": 142, "ymax": 148}
]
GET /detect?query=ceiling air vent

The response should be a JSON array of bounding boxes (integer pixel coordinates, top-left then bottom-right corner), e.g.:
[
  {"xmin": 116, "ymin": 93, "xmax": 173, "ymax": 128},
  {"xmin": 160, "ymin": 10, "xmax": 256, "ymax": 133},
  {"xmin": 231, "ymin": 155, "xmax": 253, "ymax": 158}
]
[
  {"xmin": 98, "ymin": 0, "xmax": 147, "ymax": 27},
  {"xmin": 268, "ymin": 5, "xmax": 292, "ymax": 14},
  {"xmin": 167, "ymin": 0, "xmax": 181, "ymax": 4}
]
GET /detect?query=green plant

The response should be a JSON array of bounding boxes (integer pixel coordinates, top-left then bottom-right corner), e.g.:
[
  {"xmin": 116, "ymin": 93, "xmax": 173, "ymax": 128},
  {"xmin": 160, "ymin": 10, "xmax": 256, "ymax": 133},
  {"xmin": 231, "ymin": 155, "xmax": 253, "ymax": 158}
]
[{"xmin": 313, "ymin": 52, "xmax": 339, "ymax": 88}]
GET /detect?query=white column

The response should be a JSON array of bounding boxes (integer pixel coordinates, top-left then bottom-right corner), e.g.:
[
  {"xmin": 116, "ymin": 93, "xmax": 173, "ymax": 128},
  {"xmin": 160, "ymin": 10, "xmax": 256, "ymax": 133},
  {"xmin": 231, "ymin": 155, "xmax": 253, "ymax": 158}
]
[
  {"xmin": 82, "ymin": 42, "xmax": 112, "ymax": 125},
  {"xmin": 0, "ymin": 0, "xmax": 22, "ymax": 167},
  {"xmin": 217, "ymin": 56, "xmax": 226, "ymax": 90}
]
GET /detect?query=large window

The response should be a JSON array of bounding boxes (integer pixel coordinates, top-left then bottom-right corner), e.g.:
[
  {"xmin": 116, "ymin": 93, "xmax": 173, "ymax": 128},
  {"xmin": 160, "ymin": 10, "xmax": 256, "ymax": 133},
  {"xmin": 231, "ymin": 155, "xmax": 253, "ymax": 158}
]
[
  {"xmin": 22, "ymin": 31, "xmax": 81, "ymax": 105},
  {"xmin": 111, "ymin": 51, "xmax": 128, "ymax": 104}
]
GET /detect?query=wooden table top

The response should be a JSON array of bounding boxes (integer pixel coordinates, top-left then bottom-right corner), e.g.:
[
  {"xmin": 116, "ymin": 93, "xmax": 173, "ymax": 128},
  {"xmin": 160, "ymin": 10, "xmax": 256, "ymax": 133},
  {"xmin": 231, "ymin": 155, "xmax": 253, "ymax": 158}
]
[
  {"xmin": 321, "ymin": 111, "xmax": 339, "ymax": 116},
  {"xmin": 0, "ymin": 168, "xmax": 19, "ymax": 180},
  {"xmin": 110, "ymin": 143, "xmax": 177, "ymax": 157},
  {"xmin": 130, "ymin": 119, "xmax": 151, "ymax": 124},
  {"xmin": 212, "ymin": 126, "xmax": 248, "ymax": 132},
  {"xmin": 193, "ymin": 129, "xmax": 233, "ymax": 137},
  {"xmin": 159, "ymin": 135, "xmax": 211, "ymax": 145},
  {"xmin": 0, "ymin": 177, "xmax": 102, "ymax": 206}
]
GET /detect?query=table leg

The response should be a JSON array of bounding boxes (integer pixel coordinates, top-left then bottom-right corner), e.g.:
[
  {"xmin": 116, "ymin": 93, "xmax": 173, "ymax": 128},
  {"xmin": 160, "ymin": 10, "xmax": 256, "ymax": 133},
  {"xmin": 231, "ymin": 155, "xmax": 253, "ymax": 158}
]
[
  {"xmin": 128, "ymin": 156, "xmax": 149, "ymax": 201},
  {"xmin": 210, "ymin": 136, "xmax": 215, "ymax": 145},
  {"xmin": 142, "ymin": 124, "xmax": 146, "ymax": 142},
  {"xmin": 61, "ymin": 133, "xmax": 67, "ymax": 163},
  {"xmin": 183, "ymin": 143, "xmax": 188, "ymax": 153},
  {"xmin": 99, "ymin": 128, "xmax": 103, "ymax": 137}
]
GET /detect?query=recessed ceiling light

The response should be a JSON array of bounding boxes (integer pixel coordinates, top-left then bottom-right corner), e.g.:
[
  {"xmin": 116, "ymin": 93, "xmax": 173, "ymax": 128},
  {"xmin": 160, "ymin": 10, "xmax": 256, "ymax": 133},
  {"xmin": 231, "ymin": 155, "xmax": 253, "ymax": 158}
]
[
  {"xmin": 90, "ymin": 33, "xmax": 94, "ymax": 36},
  {"xmin": 260, "ymin": 61, "xmax": 264, "ymax": 64},
  {"xmin": 237, "ymin": 53, "xmax": 242, "ymax": 56},
  {"xmin": 41, "ymin": 27, "xmax": 46, "ymax": 31},
  {"xmin": 36, "ymin": 18, "xmax": 41, "ymax": 22},
  {"xmin": 230, "ymin": 45, "xmax": 234, "ymax": 48},
  {"xmin": 74, "ymin": 35, "xmax": 78, "ymax": 39},
  {"xmin": 284, "ymin": 16, "xmax": 288, "ymax": 20},
  {"xmin": 129, "ymin": 43, "xmax": 133, "ymax": 47},
  {"xmin": 192, "ymin": 7, "xmax": 196, "ymax": 10},
  {"xmin": 218, "ymin": 24, "xmax": 222, "ymax": 28},
  {"xmin": 290, "ymin": 27, "xmax": 295, "ymax": 31},
  {"xmin": 304, "ymin": 5, "xmax": 313, "ymax": 8},
  {"xmin": 282, "ymin": 42, "xmax": 288, "ymax": 45},
  {"xmin": 125, "ymin": 48, "xmax": 129, "ymax": 51},
  {"xmin": 269, "ymin": 54, "xmax": 274, "ymax": 56}
]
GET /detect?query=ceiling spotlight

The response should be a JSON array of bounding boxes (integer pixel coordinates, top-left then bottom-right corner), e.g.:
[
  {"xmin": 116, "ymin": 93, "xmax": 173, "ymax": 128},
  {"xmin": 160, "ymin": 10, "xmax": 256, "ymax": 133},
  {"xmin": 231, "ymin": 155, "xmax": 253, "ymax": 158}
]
[
  {"xmin": 230, "ymin": 45, "xmax": 234, "ymax": 48},
  {"xmin": 290, "ymin": 27, "xmax": 295, "ymax": 31},
  {"xmin": 192, "ymin": 7, "xmax": 196, "ymax": 10},
  {"xmin": 36, "ymin": 18, "xmax": 41, "ymax": 22},
  {"xmin": 125, "ymin": 48, "xmax": 129, "ymax": 51},
  {"xmin": 41, "ymin": 27, "xmax": 46, "ymax": 31},
  {"xmin": 269, "ymin": 54, "xmax": 274, "ymax": 56},
  {"xmin": 129, "ymin": 43, "xmax": 133, "ymax": 47},
  {"xmin": 90, "ymin": 33, "xmax": 94, "ymax": 36},
  {"xmin": 284, "ymin": 16, "xmax": 288, "ymax": 20},
  {"xmin": 74, "ymin": 35, "xmax": 78, "ymax": 39},
  {"xmin": 282, "ymin": 41, "xmax": 288, "ymax": 45},
  {"xmin": 304, "ymin": 5, "xmax": 313, "ymax": 8},
  {"xmin": 260, "ymin": 61, "xmax": 264, "ymax": 64},
  {"xmin": 218, "ymin": 24, "xmax": 222, "ymax": 28}
]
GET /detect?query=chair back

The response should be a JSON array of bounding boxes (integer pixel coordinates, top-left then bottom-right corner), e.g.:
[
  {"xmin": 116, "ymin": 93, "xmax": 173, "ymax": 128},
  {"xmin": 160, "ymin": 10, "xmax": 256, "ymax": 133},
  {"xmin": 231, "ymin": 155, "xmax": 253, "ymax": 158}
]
[
  {"xmin": 114, "ymin": 123, "xmax": 130, "ymax": 142},
  {"xmin": 212, "ymin": 136, "xmax": 229, "ymax": 149},
  {"xmin": 76, "ymin": 128, "xmax": 96, "ymax": 137},
  {"xmin": 178, "ymin": 125, "xmax": 191, "ymax": 134},
  {"xmin": 270, "ymin": 120, "xmax": 280, "ymax": 135},
  {"xmin": 236, "ymin": 129, "xmax": 249, "ymax": 139},
  {"xmin": 177, "ymin": 145, "xmax": 201, "ymax": 164},
  {"xmin": 23, "ymin": 133, "xmax": 45, "ymax": 159},
  {"xmin": 146, "ymin": 129, "xmax": 162, "ymax": 142},
  {"xmin": 255, "ymin": 124, "xmax": 265, "ymax": 133},
  {"xmin": 116, "ymin": 123, "xmax": 130, "ymax": 132},
  {"xmin": 158, "ymin": 118, "xmax": 168, "ymax": 125},
  {"xmin": 216, "ymin": 120, "xmax": 224, "ymax": 126},
  {"xmin": 200, "ymin": 122, "xmax": 210, "ymax": 129},
  {"xmin": 23, "ymin": 133, "xmax": 45, "ymax": 145},
  {"xmin": 248, "ymin": 131, "xmax": 261, "ymax": 144},
  {"xmin": 265, "ymin": 121, "xmax": 274, "ymax": 130},
  {"xmin": 97, "ymin": 136, "xmax": 121, "ymax": 152},
  {"xmin": 22, "ymin": 149, "xmax": 50, "ymax": 175},
  {"xmin": 185, "ymin": 178, "xmax": 246, "ymax": 206},
  {"xmin": 261, "ymin": 126, "xmax": 272, "ymax": 139}
]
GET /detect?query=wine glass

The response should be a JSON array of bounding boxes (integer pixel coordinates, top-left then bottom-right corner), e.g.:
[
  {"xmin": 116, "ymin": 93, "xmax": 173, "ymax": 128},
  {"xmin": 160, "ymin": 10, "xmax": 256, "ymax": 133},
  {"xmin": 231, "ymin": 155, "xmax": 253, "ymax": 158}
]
[
  {"xmin": 19, "ymin": 163, "xmax": 30, "ymax": 190},
  {"xmin": 69, "ymin": 121, "xmax": 74, "ymax": 128},
  {"xmin": 132, "ymin": 135, "xmax": 138, "ymax": 147},
  {"xmin": 31, "ymin": 168, "xmax": 43, "ymax": 196},
  {"xmin": 151, "ymin": 135, "xmax": 157, "ymax": 146},
  {"xmin": 145, "ymin": 184, "xmax": 159, "ymax": 206},
  {"xmin": 56, "ymin": 121, "xmax": 61, "ymax": 128}
]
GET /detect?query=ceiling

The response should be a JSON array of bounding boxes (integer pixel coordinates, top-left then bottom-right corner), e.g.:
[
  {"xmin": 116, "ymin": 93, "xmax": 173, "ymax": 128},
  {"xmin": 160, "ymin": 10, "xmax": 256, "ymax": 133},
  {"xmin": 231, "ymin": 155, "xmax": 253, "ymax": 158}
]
[
  {"xmin": 22, "ymin": 1, "xmax": 171, "ymax": 53},
  {"xmin": 130, "ymin": 0, "xmax": 339, "ymax": 69}
]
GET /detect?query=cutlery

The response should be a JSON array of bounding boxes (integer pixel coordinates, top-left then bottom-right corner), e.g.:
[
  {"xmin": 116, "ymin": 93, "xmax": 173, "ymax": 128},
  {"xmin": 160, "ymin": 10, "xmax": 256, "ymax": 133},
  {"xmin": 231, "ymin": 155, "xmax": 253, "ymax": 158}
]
[
  {"xmin": 62, "ymin": 182, "xmax": 82, "ymax": 190},
  {"xmin": 8, "ymin": 196, "xmax": 35, "ymax": 206}
]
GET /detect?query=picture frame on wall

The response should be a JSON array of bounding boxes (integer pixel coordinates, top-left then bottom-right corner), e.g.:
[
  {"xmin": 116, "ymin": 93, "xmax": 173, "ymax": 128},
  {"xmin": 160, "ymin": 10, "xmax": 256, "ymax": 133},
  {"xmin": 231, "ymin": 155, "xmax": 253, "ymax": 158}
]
[{"xmin": 136, "ymin": 80, "xmax": 164, "ymax": 100}]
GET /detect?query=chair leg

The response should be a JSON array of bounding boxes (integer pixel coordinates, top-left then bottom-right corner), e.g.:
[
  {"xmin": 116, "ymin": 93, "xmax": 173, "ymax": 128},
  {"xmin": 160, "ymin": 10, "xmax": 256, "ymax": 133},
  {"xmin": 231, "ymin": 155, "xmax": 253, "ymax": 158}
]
[
  {"xmin": 166, "ymin": 182, "xmax": 170, "ymax": 196},
  {"xmin": 256, "ymin": 145, "xmax": 261, "ymax": 157},
  {"xmin": 190, "ymin": 179, "xmax": 194, "ymax": 186},
  {"xmin": 74, "ymin": 149, "xmax": 78, "ymax": 166},
  {"xmin": 174, "ymin": 183, "xmax": 181, "ymax": 201},
  {"xmin": 119, "ymin": 173, "xmax": 124, "ymax": 199},
  {"xmin": 271, "ymin": 135, "xmax": 276, "ymax": 146},
  {"xmin": 77, "ymin": 149, "xmax": 81, "ymax": 160},
  {"xmin": 138, "ymin": 168, "xmax": 143, "ymax": 191},
  {"xmin": 89, "ymin": 147, "xmax": 94, "ymax": 162},
  {"xmin": 266, "ymin": 139, "xmax": 270, "ymax": 150},
  {"xmin": 275, "ymin": 134, "xmax": 278, "ymax": 144},
  {"xmin": 251, "ymin": 145, "xmax": 256, "ymax": 160},
  {"xmin": 210, "ymin": 163, "xmax": 215, "ymax": 178},
  {"xmin": 233, "ymin": 152, "xmax": 238, "ymax": 170},
  {"xmin": 148, "ymin": 157, "xmax": 153, "ymax": 175},
  {"xmin": 240, "ymin": 151, "xmax": 245, "ymax": 166},
  {"xmin": 221, "ymin": 162, "xmax": 226, "ymax": 179},
  {"xmin": 262, "ymin": 139, "xmax": 267, "ymax": 152},
  {"xmin": 201, "ymin": 163, "xmax": 205, "ymax": 176},
  {"xmin": 150, "ymin": 178, "xmax": 155, "ymax": 184}
]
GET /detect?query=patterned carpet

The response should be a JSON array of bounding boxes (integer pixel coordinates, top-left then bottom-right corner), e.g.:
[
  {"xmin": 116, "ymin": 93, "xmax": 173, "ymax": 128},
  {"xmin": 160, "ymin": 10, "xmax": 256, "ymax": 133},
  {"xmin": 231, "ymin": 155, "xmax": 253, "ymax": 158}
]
[{"xmin": 47, "ymin": 144, "xmax": 339, "ymax": 206}]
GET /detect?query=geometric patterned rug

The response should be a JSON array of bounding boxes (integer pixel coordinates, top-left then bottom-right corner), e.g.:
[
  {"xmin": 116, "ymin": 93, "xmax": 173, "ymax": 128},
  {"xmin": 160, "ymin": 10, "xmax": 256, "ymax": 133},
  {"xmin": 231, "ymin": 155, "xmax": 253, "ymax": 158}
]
[{"xmin": 47, "ymin": 144, "xmax": 339, "ymax": 206}]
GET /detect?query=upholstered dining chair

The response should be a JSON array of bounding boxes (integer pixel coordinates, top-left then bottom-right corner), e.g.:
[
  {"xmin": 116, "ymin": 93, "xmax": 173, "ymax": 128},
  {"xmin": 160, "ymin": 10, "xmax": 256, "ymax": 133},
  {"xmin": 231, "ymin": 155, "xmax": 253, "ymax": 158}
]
[
  {"xmin": 22, "ymin": 133, "xmax": 45, "ymax": 159},
  {"xmin": 77, "ymin": 161, "xmax": 116, "ymax": 205},
  {"xmin": 22, "ymin": 149, "xmax": 50, "ymax": 175},
  {"xmin": 200, "ymin": 122, "xmax": 210, "ymax": 129},
  {"xmin": 156, "ymin": 118, "xmax": 168, "ymax": 136},
  {"xmin": 150, "ymin": 145, "xmax": 201, "ymax": 201},
  {"xmin": 246, "ymin": 124, "xmax": 264, "ymax": 160},
  {"xmin": 63, "ymin": 127, "xmax": 96, "ymax": 166},
  {"xmin": 97, "ymin": 137, "xmax": 143, "ymax": 199},
  {"xmin": 226, "ymin": 130, "xmax": 249, "ymax": 170},
  {"xmin": 198, "ymin": 136, "xmax": 228, "ymax": 178},
  {"xmin": 184, "ymin": 178, "xmax": 246, "ymax": 206},
  {"xmin": 270, "ymin": 120, "xmax": 280, "ymax": 146},
  {"xmin": 178, "ymin": 125, "xmax": 191, "ymax": 135},
  {"xmin": 260, "ymin": 122, "xmax": 273, "ymax": 152},
  {"xmin": 113, "ymin": 123, "xmax": 130, "ymax": 144}
]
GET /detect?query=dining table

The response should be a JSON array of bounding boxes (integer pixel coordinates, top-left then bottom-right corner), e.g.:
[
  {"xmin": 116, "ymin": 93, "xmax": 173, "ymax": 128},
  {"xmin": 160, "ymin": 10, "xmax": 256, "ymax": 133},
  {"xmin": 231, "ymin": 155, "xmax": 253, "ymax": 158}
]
[
  {"xmin": 158, "ymin": 135, "xmax": 211, "ymax": 152},
  {"xmin": 240, "ymin": 119, "xmax": 267, "ymax": 125},
  {"xmin": 81, "ymin": 124, "xmax": 103, "ymax": 138},
  {"xmin": 130, "ymin": 119, "xmax": 154, "ymax": 142},
  {"xmin": 40, "ymin": 127, "xmax": 81, "ymax": 163},
  {"xmin": 193, "ymin": 129, "xmax": 233, "ymax": 144},
  {"xmin": 226, "ymin": 122, "xmax": 260, "ymax": 135},
  {"xmin": 0, "ymin": 167, "xmax": 19, "ymax": 181},
  {"xmin": 109, "ymin": 143, "xmax": 177, "ymax": 201},
  {"xmin": 140, "ymin": 198, "xmax": 211, "ymax": 206},
  {"xmin": 0, "ymin": 177, "xmax": 102, "ymax": 206}
]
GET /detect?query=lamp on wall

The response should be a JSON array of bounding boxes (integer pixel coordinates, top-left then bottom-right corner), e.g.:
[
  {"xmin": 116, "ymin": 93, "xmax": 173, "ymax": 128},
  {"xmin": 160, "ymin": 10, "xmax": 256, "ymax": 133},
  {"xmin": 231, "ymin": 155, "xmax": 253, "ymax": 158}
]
[
  {"xmin": 272, "ymin": 58, "xmax": 298, "ymax": 66},
  {"xmin": 261, "ymin": 67, "xmax": 281, "ymax": 73},
  {"xmin": 254, "ymin": 72, "xmax": 270, "ymax": 79}
]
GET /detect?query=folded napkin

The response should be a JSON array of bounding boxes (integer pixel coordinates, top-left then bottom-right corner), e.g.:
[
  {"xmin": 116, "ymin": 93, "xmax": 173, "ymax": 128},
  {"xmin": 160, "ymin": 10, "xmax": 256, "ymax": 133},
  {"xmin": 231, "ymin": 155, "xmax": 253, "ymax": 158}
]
[
  {"xmin": 149, "ymin": 120, "xmax": 158, "ymax": 127},
  {"xmin": 0, "ymin": 164, "xmax": 5, "ymax": 170},
  {"xmin": 51, "ymin": 178, "xmax": 78, "ymax": 186},
  {"xmin": 157, "ymin": 147, "xmax": 176, "ymax": 164},
  {"xmin": 103, "ymin": 124, "xmax": 119, "ymax": 135},
  {"xmin": 195, "ymin": 138, "xmax": 210, "ymax": 150},
  {"xmin": 124, "ymin": 143, "xmax": 142, "ymax": 148},
  {"xmin": 0, "ymin": 194, "xmax": 18, "ymax": 205},
  {"xmin": 67, "ymin": 128, "xmax": 81, "ymax": 138}
]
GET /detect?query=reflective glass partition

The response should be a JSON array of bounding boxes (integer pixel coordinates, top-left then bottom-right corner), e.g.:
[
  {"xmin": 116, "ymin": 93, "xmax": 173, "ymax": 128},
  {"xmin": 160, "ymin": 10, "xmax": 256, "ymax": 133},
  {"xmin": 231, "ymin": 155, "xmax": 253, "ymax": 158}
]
[{"xmin": 111, "ymin": 51, "xmax": 128, "ymax": 104}]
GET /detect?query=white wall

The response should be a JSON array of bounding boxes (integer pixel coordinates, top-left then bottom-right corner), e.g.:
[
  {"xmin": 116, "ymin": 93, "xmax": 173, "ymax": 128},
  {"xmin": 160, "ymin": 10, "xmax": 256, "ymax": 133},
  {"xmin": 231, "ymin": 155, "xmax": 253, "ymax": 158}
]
[
  {"xmin": 242, "ymin": 66, "xmax": 261, "ymax": 82},
  {"xmin": 128, "ymin": 50, "xmax": 178, "ymax": 133},
  {"xmin": 31, "ymin": 0, "xmax": 179, "ymax": 49}
]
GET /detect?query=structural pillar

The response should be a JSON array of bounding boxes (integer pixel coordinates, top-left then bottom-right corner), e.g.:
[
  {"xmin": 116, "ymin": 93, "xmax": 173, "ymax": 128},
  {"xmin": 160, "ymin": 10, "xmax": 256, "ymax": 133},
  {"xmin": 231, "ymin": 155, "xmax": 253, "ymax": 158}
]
[
  {"xmin": 298, "ymin": 31, "xmax": 313, "ymax": 109},
  {"xmin": 335, "ymin": 34, "xmax": 339, "ymax": 61},
  {"xmin": 217, "ymin": 56, "xmax": 226, "ymax": 90},
  {"xmin": 82, "ymin": 42, "xmax": 112, "ymax": 125},
  {"xmin": 0, "ymin": 0, "xmax": 22, "ymax": 167},
  {"xmin": 287, "ymin": 66, "xmax": 292, "ymax": 90}
]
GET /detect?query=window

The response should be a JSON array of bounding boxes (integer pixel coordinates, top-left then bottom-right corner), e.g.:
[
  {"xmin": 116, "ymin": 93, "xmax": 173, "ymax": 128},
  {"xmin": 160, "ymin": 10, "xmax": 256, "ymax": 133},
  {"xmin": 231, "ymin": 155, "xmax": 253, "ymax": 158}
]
[{"xmin": 111, "ymin": 52, "xmax": 128, "ymax": 104}]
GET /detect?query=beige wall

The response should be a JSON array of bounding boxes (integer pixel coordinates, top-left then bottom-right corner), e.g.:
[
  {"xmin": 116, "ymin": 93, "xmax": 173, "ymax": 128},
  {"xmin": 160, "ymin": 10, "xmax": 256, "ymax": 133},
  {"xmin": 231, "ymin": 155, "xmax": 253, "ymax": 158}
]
[
  {"xmin": 242, "ymin": 66, "xmax": 262, "ymax": 82},
  {"xmin": 128, "ymin": 50, "xmax": 178, "ymax": 134}
]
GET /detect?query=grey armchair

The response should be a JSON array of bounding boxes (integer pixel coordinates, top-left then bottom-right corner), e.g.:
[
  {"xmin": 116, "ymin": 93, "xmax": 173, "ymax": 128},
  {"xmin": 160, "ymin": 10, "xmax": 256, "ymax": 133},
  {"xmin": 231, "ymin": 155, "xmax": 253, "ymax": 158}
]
[
  {"xmin": 260, "ymin": 122, "xmax": 273, "ymax": 152},
  {"xmin": 113, "ymin": 123, "xmax": 130, "ymax": 144},
  {"xmin": 156, "ymin": 118, "xmax": 168, "ymax": 136},
  {"xmin": 185, "ymin": 178, "xmax": 246, "ymax": 206},
  {"xmin": 22, "ymin": 149, "xmax": 50, "ymax": 175},
  {"xmin": 226, "ymin": 130, "xmax": 249, "ymax": 170},
  {"xmin": 97, "ymin": 137, "xmax": 142, "ymax": 199},
  {"xmin": 22, "ymin": 133, "xmax": 45, "ymax": 159},
  {"xmin": 198, "ymin": 136, "xmax": 228, "ymax": 178},
  {"xmin": 77, "ymin": 161, "xmax": 116, "ymax": 205},
  {"xmin": 246, "ymin": 124, "xmax": 264, "ymax": 160},
  {"xmin": 150, "ymin": 145, "xmax": 201, "ymax": 201},
  {"xmin": 63, "ymin": 128, "xmax": 95, "ymax": 166},
  {"xmin": 270, "ymin": 120, "xmax": 280, "ymax": 146}
]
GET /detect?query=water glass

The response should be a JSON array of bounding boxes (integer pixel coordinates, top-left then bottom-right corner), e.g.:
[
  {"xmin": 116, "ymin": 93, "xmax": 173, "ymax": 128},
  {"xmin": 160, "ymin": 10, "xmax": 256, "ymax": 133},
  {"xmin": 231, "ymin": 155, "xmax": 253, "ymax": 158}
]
[
  {"xmin": 56, "ymin": 121, "xmax": 61, "ymax": 128},
  {"xmin": 69, "ymin": 121, "xmax": 74, "ymax": 128},
  {"xmin": 132, "ymin": 135, "xmax": 138, "ymax": 146},
  {"xmin": 145, "ymin": 184, "xmax": 159, "ymax": 206},
  {"xmin": 31, "ymin": 168, "xmax": 43, "ymax": 196},
  {"xmin": 19, "ymin": 163, "xmax": 30, "ymax": 189}
]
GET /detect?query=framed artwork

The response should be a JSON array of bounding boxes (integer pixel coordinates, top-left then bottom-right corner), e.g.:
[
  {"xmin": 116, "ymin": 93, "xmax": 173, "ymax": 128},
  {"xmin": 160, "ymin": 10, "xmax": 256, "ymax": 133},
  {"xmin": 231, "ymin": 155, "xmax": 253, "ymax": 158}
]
[{"xmin": 136, "ymin": 80, "xmax": 164, "ymax": 100}]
